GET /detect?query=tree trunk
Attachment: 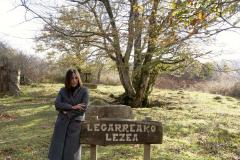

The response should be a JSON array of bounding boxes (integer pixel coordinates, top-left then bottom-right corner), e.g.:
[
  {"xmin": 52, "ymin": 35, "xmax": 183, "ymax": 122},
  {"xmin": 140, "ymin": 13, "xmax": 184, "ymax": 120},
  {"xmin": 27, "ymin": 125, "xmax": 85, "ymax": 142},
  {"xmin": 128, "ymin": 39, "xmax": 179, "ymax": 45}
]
[
  {"xmin": 96, "ymin": 63, "xmax": 104, "ymax": 84},
  {"xmin": 103, "ymin": 0, "xmax": 159, "ymax": 108},
  {"xmin": 132, "ymin": 53, "xmax": 152, "ymax": 107},
  {"xmin": 130, "ymin": 0, "xmax": 160, "ymax": 107},
  {"xmin": 116, "ymin": 60, "xmax": 135, "ymax": 97}
]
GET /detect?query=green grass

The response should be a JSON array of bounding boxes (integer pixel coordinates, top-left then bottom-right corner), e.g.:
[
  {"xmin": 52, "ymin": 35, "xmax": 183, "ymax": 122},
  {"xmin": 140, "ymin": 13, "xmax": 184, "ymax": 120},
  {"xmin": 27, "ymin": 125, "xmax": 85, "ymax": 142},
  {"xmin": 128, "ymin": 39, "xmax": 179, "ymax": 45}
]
[{"xmin": 0, "ymin": 83, "xmax": 240, "ymax": 160}]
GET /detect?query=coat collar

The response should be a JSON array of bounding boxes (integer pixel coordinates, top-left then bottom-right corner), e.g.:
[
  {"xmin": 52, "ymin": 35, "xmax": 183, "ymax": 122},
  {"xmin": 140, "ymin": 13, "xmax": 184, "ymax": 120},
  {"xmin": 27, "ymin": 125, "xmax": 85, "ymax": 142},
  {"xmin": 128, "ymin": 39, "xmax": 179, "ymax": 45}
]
[{"xmin": 72, "ymin": 87, "xmax": 81, "ymax": 97}]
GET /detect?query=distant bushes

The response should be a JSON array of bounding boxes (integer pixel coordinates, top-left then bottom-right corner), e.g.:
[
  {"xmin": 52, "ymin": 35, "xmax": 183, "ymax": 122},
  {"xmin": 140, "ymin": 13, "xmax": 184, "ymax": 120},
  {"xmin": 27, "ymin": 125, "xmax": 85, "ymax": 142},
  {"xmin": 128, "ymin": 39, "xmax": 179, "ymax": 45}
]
[
  {"xmin": 188, "ymin": 73, "xmax": 240, "ymax": 98},
  {"xmin": 190, "ymin": 81, "xmax": 240, "ymax": 98},
  {"xmin": 99, "ymin": 71, "xmax": 121, "ymax": 85},
  {"xmin": 228, "ymin": 81, "xmax": 240, "ymax": 97},
  {"xmin": 155, "ymin": 76, "xmax": 197, "ymax": 89},
  {"xmin": 40, "ymin": 69, "xmax": 65, "ymax": 83},
  {"xmin": 155, "ymin": 74, "xmax": 240, "ymax": 98}
]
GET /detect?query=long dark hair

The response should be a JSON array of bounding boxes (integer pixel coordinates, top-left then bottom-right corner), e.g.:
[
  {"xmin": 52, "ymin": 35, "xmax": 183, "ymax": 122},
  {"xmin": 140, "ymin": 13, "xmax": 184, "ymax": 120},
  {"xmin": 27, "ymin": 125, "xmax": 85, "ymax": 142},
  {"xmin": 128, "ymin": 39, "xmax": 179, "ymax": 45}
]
[{"xmin": 64, "ymin": 69, "xmax": 83, "ymax": 90}]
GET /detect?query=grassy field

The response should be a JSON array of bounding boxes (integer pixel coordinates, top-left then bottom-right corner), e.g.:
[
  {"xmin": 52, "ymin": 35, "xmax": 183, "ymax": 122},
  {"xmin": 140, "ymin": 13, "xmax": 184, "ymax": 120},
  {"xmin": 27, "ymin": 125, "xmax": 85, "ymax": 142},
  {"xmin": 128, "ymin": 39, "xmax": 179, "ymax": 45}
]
[{"xmin": 0, "ymin": 83, "xmax": 240, "ymax": 160}]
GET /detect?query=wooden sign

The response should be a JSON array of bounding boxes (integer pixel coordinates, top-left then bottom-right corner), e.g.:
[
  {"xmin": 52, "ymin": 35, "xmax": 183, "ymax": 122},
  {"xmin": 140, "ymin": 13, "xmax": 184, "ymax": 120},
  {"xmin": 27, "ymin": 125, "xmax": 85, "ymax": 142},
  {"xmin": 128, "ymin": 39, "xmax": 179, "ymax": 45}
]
[{"xmin": 80, "ymin": 118, "xmax": 163, "ymax": 145}]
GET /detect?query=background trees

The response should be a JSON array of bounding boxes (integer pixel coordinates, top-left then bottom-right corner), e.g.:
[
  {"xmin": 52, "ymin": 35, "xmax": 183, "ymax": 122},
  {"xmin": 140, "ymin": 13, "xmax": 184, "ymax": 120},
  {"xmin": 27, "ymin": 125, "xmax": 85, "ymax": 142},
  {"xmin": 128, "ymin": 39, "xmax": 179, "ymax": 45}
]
[{"xmin": 0, "ymin": 41, "xmax": 49, "ymax": 83}]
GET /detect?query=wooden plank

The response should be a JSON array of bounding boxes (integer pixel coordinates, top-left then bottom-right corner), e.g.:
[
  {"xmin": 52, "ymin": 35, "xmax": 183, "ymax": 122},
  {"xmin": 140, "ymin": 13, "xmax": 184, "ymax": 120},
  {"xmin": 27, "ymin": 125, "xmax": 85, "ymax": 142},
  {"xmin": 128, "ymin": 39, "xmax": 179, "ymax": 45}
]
[{"xmin": 80, "ymin": 119, "xmax": 163, "ymax": 145}]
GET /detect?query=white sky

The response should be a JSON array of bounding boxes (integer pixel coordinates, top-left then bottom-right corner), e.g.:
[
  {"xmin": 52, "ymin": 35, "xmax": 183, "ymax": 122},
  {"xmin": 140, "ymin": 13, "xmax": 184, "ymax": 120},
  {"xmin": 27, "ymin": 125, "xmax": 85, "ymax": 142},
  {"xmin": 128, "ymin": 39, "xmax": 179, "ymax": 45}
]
[
  {"xmin": 0, "ymin": 0, "xmax": 44, "ymax": 55},
  {"xmin": 0, "ymin": 0, "xmax": 240, "ymax": 61}
]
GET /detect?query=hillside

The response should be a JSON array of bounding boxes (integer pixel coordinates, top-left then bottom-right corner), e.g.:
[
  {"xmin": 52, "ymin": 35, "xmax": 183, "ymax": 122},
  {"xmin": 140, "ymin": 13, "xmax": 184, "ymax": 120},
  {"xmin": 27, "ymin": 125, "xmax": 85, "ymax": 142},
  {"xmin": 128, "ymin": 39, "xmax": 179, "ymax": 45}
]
[{"xmin": 0, "ymin": 83, "xmax": 240, "ymax": 160}]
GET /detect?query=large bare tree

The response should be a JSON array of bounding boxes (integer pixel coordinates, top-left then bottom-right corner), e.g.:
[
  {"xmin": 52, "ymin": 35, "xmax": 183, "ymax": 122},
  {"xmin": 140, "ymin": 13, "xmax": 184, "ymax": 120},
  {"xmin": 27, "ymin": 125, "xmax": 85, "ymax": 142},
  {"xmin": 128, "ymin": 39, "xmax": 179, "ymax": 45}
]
[{"xmin": 20, "ymin": 0, "xmax": 240, "ymax": 107}]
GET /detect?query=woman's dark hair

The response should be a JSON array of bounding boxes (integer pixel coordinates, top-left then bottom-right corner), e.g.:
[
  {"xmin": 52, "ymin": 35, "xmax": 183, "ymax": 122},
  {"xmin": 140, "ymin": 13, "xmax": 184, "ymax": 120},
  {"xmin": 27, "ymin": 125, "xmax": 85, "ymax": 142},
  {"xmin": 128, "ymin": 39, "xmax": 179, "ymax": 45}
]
[{"xmin": 64, "ymin": 68, "xmax": 83, "ymax": 90}]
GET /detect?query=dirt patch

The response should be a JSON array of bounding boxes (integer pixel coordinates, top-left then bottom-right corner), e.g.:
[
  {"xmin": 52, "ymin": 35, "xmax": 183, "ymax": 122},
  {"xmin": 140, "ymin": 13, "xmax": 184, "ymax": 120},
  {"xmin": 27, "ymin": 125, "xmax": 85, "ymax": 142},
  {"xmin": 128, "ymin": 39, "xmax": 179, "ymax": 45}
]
[
  {"xmin": 0, "ymin": 113, "xmax": 16, "ymax": 121},
  {"xmin": 0, "ymin": 148, "xmax": 17, "ymax": 160}
]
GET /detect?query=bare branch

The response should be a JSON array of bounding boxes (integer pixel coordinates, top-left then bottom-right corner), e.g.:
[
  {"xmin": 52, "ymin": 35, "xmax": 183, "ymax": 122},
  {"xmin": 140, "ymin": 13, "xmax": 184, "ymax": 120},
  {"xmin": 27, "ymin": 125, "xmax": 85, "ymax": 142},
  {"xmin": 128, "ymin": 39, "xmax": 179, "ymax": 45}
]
[
  {"xmin": 68, "ymin": 0, "xmax": 91, "ymax": 5},
  {"xmin": 124, "ymin": 0, "xmax": 134, "ymax": 64}
]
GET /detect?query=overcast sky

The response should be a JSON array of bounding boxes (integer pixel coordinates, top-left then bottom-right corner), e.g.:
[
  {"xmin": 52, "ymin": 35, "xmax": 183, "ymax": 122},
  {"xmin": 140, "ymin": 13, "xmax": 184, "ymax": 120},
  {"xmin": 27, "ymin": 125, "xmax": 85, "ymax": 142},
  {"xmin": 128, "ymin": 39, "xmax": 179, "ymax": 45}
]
[{"xmin": 0, "ymin": 0, "xmax": 240, "ymax": 61}]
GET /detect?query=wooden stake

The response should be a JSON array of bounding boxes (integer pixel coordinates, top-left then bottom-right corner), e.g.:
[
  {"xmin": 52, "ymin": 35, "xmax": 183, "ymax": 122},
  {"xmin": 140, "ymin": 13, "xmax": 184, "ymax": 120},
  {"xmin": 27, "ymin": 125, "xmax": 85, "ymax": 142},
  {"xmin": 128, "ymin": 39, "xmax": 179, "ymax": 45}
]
[
  {"xmin": 90, "ymin": 144, "xmax": 97, "ymax": 160},
  {"xmin": 144, "ymin": 144, "xmax": 151, "ymax": 160},
  {"xmin": 144, "ymin": 116, "xmax": 152, "ymax": 160}
]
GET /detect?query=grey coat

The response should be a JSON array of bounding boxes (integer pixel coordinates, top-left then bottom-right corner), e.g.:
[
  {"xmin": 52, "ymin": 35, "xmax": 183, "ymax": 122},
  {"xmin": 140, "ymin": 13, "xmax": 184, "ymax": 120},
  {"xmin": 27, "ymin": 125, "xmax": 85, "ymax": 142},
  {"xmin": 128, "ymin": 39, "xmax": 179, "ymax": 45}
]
[{"xmin": 48, "ymin": 86, "xmax": 89, "ymax": 160}]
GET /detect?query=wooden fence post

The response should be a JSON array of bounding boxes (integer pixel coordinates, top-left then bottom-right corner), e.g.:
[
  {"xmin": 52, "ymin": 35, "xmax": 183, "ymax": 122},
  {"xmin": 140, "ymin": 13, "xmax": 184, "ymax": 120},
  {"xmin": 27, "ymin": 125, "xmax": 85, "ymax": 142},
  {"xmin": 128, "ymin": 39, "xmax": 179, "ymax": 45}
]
[
  {"xmin": 90, "ymin": 116, "xmax": 98, "ymax": 160},
  {"xmin": 144, "ymin": 117, "xmax": 152, "ymax": 160},
  {"xmin": 144, "ymin": 144, "xmax": 151, "ymax": 160},
  {"xmin": 90, "ymin": 144, "xmax": 97, "ymax": 160}
]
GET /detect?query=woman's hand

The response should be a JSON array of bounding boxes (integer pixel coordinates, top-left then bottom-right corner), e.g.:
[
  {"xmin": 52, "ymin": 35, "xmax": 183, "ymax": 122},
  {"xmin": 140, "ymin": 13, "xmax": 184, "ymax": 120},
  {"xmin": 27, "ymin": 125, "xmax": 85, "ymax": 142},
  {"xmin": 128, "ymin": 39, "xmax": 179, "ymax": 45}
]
[{"xmin": 72, "ymin": 103, "xmax": 86, "ymax": 111}]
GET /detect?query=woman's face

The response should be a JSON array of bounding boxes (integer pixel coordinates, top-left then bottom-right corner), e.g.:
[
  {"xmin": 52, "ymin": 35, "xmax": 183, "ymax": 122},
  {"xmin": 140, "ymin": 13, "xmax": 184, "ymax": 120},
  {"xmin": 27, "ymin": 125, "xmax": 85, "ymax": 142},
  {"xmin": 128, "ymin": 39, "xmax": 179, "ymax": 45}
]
[{"xmin": 70, "ymin": 73, "xmax": 79, "ymax": 87}]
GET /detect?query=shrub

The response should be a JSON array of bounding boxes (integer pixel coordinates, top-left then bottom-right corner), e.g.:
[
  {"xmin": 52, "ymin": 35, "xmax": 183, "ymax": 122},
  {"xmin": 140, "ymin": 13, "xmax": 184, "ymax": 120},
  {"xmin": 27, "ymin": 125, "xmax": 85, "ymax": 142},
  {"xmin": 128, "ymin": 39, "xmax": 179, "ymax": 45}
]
[{"xmin": 228, "ymin": 81, "xmax": 240, "ymax": 98}]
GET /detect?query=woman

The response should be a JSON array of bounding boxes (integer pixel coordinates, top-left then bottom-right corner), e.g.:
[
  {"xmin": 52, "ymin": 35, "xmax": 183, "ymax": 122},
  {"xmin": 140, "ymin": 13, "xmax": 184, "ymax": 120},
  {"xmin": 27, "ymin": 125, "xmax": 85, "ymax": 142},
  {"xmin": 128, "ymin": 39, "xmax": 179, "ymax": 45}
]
[{"xmin": 48, "ymin": 69, "xmax": 89, "ymax": 160}]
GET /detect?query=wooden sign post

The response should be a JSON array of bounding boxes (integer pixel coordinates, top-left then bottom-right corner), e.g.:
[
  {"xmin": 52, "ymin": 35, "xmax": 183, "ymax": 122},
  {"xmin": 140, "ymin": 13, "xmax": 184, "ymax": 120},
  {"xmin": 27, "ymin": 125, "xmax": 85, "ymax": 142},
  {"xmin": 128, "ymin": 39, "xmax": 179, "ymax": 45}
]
[
  {"xmin": 80, "ymin": 117, "xmax": 163, "ymax": 160},
  {"xmin": 90, "ymin": 144, "xmax": 97, "ymax": 160}
]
